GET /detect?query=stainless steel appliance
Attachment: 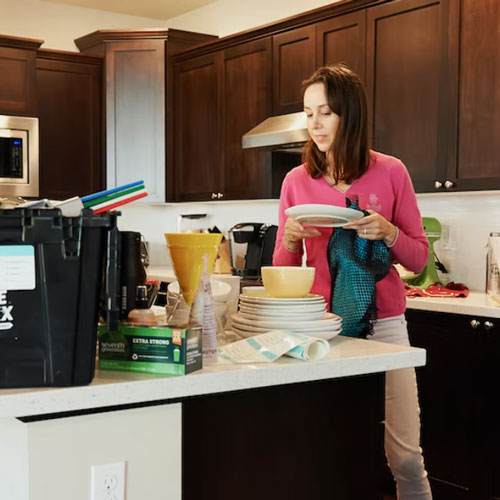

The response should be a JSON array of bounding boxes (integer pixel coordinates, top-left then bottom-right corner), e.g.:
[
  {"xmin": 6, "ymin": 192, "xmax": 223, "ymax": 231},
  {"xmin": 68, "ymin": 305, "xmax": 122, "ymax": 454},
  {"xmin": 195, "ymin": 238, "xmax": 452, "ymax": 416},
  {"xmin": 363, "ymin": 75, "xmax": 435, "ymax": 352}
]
[
  {"xmin": 242, "ymin": 111, "xmax": 309, "ymax": 151},
  {"xmin": 0, "ymin": 115, "xmax": 39, "ymax": 197}
]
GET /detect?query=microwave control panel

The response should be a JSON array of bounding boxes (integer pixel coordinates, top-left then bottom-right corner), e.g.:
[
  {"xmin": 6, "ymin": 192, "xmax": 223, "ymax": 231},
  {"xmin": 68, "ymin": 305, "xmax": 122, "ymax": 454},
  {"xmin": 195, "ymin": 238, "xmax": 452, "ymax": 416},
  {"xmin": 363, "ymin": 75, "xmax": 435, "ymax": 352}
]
[{"xmin": 0, "ymin": 137, "xmax": 23, "ymax": 179}]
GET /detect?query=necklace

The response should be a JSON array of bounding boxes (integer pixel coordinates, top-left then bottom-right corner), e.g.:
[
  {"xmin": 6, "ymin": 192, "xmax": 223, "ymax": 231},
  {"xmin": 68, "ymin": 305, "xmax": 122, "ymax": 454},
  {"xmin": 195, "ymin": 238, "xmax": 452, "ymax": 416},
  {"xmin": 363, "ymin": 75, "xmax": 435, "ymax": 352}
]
[{"xmin": 323, "ymin": 175, "xmax": 351, "ymax": 193}]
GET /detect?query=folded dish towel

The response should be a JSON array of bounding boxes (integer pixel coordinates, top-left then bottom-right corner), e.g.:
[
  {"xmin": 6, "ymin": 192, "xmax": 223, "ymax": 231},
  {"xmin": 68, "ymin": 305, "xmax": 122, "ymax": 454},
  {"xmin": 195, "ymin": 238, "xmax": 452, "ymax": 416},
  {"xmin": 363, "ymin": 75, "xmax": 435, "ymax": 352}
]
[
  {"xmin": 327, "ymin": 196, "xmax": 392, "ymax": 338},
  {"xmin": 405, "ymin": 281, "xmax": 469, "ymax": 298}
]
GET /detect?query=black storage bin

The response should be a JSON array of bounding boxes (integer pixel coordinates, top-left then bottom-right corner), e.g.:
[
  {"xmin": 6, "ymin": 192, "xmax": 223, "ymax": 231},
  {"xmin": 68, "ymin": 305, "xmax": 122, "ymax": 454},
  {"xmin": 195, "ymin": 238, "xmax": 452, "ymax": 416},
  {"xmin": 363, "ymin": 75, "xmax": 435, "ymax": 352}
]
[{"xmin": 0, "ymin": 208, "xmax": 118, "ymax": 388}]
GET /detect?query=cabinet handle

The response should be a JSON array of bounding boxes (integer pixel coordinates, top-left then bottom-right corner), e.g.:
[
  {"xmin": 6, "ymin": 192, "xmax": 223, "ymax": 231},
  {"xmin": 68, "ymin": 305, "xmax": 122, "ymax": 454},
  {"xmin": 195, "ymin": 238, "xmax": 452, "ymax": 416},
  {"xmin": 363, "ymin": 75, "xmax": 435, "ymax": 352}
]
[
  {"xmin": 444, "ymin": 180, "xmax": 455, "ymax": 189},
  {"xmin": 434, "ymin": 181, "xmax": 443, "ymax": 189},
  {"xmin": 211, "ymin": 192, "xmax": 217, "ymax": 200},
  {"xmin": 470, "ymin": 319, "xmax": 481, "ymax": 329},
  {"xmin": 217, "ymin": 192, "xmax": 224, "ymax": 199},
  {"xmin": 484, "ymin": 321, "xmax": 495, "ymax": 330}
]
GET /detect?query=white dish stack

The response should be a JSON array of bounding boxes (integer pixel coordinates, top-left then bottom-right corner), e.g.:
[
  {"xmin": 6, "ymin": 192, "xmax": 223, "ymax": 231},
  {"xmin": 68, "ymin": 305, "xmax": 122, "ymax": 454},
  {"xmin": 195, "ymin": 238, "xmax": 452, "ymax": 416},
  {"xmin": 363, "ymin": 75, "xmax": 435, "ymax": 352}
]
[
  {"xmin": 232, "ymin": 291, "xmax": 342, "ymax": 340},
  {"xmin": 166, "ymin": 278, "xmax": 232, "ymax": 325}
]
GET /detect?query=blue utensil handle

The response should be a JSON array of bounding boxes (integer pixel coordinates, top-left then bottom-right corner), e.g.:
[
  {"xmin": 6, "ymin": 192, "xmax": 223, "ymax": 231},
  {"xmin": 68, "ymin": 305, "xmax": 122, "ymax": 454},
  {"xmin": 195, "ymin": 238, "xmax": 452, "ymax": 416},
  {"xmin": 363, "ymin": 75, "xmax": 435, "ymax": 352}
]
[{"xmin": 81, "ymin": 180, "xmax": 144, "ymax": 203}]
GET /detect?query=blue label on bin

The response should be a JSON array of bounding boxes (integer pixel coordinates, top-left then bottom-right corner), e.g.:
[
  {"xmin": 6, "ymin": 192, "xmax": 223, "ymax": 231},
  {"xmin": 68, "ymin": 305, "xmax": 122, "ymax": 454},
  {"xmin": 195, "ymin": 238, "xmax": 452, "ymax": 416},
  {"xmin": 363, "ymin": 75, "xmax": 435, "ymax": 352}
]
[{"xmin": 0, "ymin": 245, "xmax": 36, "ymax": 291}]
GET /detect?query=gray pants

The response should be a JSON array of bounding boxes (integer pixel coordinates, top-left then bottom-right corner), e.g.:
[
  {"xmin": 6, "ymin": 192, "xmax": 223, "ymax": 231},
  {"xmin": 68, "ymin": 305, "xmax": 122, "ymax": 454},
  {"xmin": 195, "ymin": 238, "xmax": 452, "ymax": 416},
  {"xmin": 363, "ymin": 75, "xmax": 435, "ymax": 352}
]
[{"xmin": 371, "ymin": 315, "xmax": 433, "ymax": 500}]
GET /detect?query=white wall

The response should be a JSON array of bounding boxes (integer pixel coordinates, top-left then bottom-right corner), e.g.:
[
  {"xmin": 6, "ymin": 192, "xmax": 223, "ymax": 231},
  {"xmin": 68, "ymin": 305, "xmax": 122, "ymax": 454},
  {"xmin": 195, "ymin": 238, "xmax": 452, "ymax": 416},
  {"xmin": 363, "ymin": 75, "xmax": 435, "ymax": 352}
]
[
  {"xmin": 163, "ymin": 0, "xmax": 341, "ymax": 36},
  {"xmin": 0, "ymin": 0, "xmax": 161, "ymax": 51},
  {"xmin": 118, "ymin": 190, "xmax": 500, "ymax": 293}
]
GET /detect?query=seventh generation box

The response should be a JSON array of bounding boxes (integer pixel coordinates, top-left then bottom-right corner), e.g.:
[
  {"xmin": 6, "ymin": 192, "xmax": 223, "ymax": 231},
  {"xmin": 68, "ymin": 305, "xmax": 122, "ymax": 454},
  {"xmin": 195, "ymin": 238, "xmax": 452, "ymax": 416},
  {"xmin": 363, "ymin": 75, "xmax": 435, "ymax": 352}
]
[{"xmin": 98, "ymin": 324, "xmax": 202, "ymax": 375}]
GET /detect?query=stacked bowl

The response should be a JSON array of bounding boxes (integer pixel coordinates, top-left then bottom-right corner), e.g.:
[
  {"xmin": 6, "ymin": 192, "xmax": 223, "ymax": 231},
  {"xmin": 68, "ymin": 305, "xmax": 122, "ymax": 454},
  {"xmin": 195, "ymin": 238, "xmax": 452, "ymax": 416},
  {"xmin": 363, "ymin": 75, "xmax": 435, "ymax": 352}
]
[{"xmin": 231, "ymin": 267, "xmax": 342, "ymax": 340}]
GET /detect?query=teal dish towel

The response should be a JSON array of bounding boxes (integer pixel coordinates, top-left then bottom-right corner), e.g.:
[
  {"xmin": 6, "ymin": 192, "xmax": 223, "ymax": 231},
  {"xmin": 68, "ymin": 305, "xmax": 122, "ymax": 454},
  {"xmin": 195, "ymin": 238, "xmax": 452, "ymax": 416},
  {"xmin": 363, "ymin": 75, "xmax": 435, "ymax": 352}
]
[{"xmin": 327, "ymin": 198, "xmax": 392, "ymax": 338}]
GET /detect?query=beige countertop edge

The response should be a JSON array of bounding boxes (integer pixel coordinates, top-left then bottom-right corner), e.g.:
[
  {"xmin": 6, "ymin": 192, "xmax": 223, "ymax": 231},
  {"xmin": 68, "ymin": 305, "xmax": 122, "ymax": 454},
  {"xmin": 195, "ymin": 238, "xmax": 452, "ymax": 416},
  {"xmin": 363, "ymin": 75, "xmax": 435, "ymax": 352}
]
[
  {"xmin": 405, "ymin": 291, "xmax": 500, "ymax": 318},
  {"xmin": 0, "ymin": 336, "xmax": 424, "ymax": 419}
]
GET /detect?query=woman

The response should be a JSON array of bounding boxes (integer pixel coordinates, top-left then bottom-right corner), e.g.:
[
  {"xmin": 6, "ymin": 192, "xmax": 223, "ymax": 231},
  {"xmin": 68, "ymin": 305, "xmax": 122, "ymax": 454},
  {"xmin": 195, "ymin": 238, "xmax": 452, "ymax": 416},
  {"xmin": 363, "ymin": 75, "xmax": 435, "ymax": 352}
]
[{"xmin": 273, "ymin": 64, "xmax": 432, "ymax": 500}]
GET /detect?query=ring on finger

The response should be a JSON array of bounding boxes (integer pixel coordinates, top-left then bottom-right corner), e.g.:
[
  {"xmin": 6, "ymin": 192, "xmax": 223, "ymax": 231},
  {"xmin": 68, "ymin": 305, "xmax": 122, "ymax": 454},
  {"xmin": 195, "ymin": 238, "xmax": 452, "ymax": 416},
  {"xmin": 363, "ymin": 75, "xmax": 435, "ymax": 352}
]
[{"xmin": 363, "ymin": 228, "xmax": 367, "ymax": 235}]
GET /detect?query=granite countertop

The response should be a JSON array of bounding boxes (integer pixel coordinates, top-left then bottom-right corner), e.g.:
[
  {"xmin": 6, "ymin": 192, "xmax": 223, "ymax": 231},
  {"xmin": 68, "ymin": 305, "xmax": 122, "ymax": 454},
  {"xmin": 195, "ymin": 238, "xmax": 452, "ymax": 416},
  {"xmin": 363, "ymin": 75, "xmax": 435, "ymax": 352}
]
[{"xmin": 0, "ymin": 336, "xmax": 424, "ymax": 419}]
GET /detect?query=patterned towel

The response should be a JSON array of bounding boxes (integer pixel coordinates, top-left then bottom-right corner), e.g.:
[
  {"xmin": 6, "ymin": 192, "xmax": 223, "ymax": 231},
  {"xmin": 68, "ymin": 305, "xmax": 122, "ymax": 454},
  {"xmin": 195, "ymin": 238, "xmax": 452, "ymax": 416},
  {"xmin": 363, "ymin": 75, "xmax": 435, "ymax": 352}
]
[
  {"xmin": 327, "ymin": 197, "xmax": 392, "ymax": 338},
  {"xmin": 405, "ymin": 281, "xmax": 469, "ymax": 298}
]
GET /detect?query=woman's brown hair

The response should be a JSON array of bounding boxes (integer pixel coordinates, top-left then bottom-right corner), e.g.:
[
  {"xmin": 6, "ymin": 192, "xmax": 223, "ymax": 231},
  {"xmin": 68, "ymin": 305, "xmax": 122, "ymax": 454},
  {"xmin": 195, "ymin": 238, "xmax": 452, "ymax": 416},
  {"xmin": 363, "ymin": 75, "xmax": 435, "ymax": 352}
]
[{"xmin": 301, "ymin": 64, "xmax": 371, "ymax": 184}]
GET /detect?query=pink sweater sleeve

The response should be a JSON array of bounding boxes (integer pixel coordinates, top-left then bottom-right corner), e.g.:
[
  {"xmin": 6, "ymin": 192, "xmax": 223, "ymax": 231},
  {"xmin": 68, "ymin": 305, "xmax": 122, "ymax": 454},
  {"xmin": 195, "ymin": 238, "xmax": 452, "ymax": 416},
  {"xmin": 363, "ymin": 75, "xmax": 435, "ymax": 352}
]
[
  {"xmin": 389, "ymin": 163, "xmax": 429, "ymax": 272},
  {"xmin": 272, "ymin": 172, "xmax": 303, "ymax": 266}
]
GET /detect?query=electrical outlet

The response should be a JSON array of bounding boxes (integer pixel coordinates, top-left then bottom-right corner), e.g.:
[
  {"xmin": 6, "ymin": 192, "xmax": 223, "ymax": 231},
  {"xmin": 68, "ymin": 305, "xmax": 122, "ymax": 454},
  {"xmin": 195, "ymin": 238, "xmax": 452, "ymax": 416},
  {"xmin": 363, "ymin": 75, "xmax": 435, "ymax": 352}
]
[{"xmin": 90, "ymin": 461, "xmax": 126, "ymax": 500}]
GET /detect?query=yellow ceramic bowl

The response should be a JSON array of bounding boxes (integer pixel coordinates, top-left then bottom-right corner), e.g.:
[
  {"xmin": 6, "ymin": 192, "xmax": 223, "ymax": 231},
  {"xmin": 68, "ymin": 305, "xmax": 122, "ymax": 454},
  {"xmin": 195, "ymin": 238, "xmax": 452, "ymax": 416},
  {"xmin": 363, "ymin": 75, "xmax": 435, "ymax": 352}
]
[
  {"xmin": 261, "ymin": 266, "xmax": 315, "ymax": 298},
  {"xmin": 165, "ymin": 233, "xmax": 222, "ymax": 306}
]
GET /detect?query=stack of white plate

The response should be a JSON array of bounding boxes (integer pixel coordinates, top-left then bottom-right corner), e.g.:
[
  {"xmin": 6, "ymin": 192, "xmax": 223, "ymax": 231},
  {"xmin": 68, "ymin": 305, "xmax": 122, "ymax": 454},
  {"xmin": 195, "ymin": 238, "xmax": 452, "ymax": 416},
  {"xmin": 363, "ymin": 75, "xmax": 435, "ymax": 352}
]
[{"xmin": 232, "ymin": 291, "xmax": 342, "ymax": 340}]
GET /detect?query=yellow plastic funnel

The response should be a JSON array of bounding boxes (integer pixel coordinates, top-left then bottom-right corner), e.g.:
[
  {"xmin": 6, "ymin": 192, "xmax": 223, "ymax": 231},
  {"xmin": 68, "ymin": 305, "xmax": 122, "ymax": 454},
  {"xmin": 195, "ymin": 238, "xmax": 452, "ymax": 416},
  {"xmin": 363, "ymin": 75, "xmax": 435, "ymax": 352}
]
[{"xmin": 165, "ymin": 233, "xmax": 223, "ymax": 306}]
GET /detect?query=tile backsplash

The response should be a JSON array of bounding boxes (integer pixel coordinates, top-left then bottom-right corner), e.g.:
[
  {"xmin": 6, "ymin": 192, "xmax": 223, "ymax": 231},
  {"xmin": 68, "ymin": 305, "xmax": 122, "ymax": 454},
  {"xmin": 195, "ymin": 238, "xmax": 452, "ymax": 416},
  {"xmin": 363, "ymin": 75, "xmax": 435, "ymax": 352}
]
[{"xmin": 119, "ymin": 191, "xmax": 500, "ymax": 292}]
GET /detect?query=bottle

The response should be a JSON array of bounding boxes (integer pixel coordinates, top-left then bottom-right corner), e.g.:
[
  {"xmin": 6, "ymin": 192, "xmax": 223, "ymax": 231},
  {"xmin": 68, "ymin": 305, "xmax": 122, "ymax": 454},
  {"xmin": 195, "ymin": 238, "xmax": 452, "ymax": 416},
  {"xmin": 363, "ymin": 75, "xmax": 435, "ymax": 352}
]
[
  {"xmin": 120, "ymin": 231, "xmax": 147, "ymax": 320},
  {"xmin": 486, "ymin": 232, "xmax": 500, "ymax": 297},
  {"xmin": 128, "ymin": 285, "xmax": 156, "ymax": 325}
]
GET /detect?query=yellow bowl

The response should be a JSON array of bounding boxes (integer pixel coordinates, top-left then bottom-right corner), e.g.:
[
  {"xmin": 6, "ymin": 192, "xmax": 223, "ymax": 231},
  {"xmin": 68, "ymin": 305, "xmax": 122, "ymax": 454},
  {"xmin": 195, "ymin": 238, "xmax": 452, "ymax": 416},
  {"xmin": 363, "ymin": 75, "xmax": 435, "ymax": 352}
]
[
  {"xmin": 165, "ymin": 233, "xmax": 222, "ymax": 306},
  {"xmin": 261, "ymin": 266, "xmax": 315, "ymax": 298}
]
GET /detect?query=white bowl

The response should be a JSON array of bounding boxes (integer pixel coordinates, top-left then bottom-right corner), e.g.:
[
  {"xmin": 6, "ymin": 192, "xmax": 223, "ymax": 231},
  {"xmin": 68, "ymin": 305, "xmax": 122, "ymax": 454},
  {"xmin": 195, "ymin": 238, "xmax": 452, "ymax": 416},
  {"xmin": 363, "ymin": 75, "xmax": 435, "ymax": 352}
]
[{"xmin": 168, "ymin": 278, "xmax": 231, "ymax": 303}]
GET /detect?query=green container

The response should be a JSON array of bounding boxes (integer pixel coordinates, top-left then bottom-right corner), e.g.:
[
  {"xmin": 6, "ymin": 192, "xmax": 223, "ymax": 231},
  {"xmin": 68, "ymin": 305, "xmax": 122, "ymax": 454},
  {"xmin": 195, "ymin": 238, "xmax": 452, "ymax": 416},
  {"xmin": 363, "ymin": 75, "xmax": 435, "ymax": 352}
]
[{"xmin": 98, "ymin": 324, "xmax": 202, "ymax": 375}]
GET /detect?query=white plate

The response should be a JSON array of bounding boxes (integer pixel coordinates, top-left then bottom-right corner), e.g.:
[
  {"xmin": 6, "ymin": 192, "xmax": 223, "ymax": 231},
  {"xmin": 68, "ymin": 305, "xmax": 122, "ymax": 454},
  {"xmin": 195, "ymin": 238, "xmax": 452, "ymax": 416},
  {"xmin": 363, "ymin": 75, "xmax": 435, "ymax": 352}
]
[
  {"xmin": 238, "ymin": 310, "xmax": 325, "ymax": 322},
  {"xmin": 285, "ymin": 204, "xmax": 363, "ymax": 228},
  {"xmin": 231, "ymin": 326, "xmax": 341, "ymax": 341},
  {"xmin": 239, "ymin": 304, "xmax": 327, "ymax": 316},
  {"xmin": 240, "ymin": 292, "xmax": 325, "ymax": 305},
  {"xmin": 231, "ymin": 312, "xmax": 341, "ymax": 331}
]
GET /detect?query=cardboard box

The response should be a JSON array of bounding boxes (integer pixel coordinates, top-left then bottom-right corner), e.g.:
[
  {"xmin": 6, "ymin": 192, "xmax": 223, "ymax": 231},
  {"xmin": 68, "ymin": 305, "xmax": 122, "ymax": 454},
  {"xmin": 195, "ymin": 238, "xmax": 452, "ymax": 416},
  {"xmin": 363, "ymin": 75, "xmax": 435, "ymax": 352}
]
[{"xmin": 98, "ymin": 324, "xmax": 202, "ymax": 375}]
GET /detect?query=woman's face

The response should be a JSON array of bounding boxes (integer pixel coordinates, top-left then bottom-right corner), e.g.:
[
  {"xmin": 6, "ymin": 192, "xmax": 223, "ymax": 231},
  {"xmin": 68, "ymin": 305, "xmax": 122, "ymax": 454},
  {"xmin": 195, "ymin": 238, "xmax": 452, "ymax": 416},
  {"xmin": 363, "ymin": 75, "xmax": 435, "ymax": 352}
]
[{"xmin": 303, "ymin": 82, "xmax": 340, "ymax": 153}]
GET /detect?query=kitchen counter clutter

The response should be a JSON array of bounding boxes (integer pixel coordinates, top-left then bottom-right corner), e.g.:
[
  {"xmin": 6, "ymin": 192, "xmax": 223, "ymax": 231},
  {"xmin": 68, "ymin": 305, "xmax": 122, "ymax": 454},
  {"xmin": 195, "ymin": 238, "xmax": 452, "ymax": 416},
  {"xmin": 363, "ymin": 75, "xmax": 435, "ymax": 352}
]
[
  {"xmin": 0, "ymin": 335, "xmax": 424, "ymax": 419},
  {"xmin": 406, "ymin": 290, "xmax": 500, "ymax": 318}
]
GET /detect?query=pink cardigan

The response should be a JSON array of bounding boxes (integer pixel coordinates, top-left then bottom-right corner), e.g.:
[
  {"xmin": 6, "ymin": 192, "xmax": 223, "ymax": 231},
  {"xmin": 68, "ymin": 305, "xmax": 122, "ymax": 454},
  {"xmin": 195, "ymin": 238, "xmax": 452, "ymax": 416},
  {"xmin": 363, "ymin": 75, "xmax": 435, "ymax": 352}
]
[{"xmin": 272, "ymin": 151, "xmax": 429, "ymax": 319}]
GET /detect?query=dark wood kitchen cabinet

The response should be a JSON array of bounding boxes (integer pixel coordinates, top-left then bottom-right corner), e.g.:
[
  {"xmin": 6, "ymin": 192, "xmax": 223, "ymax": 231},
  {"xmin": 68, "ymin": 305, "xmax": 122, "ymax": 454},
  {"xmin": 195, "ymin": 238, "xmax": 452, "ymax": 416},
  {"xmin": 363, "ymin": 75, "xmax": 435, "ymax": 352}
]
[
  {"xmin": 445, "ymin": 0, "xmax": 500, "ymax": 192},
  {"xmin": 272, "ymin": 25, "xmax": 316, "ymax": 114},
  {"xmin": 0, "ymin": 35, "xmax": 41, "ymax": 116},
  {"xmin": 173, "ymin": 38, "xmax": 272, "ymax": 201},
  {"xmin": 222, "ymin": 39, "xmax": 272, "ymax": 199},
  {"xmin": 406, "ymin": 309, "xmax": 500, "ymax": 499},
  {"xmin": 366, "ymin": 0, "xmax": 455, "ymax": 193},
  {"xmin": 36, "ymin": 50, "xmax": 103, "ymax": 200},
  {"xmin": 75, "ymin": 29, "xmax": 217, "ymax": 202},
  {"xmin": 316, "ymin": 10, "xmax": 366, "ymax": 81},
  {"xmin": 173, "ymin": 53, "xmax": 223, "ymax": 202}
]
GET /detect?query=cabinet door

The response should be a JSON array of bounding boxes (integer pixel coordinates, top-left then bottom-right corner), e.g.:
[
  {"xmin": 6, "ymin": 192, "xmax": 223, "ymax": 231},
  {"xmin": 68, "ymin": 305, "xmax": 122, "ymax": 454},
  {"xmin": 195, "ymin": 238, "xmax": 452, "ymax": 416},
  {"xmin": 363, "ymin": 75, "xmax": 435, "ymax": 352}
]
[
  {"xmin": 316, "ymin": 10, "xmax": 366, "ymax": 81},
  {"xmin": 106, "ymin": 40, "xmax": 165, "ymax": 202},
  {"xmin": 366, "ymin": 0, "xmax": 454, "ymax": 193},
  {"xmin": 222, "ymin": 39, "xmax": 272, "ymax": 200},
  {"xmin": 446, "ymin": 0, "xmax": 500, "ymax": 191},
  {"xmin": 173, "ymin": 53, "xmax": 222, "ymax": 202},
  {"xmin": 0, "ymin": 46, "xmax": 37, "ymax": 115},
  {"xmin": 272, "ymin": 25, "xmax": 316, "ymax": 114},
  {"xmin": 407, "ymin": 310, "xmax": 490, "ymax": 498},
  {"xmin": 36, "ymin": 55, "xmax": 103, "ymax": 200}
]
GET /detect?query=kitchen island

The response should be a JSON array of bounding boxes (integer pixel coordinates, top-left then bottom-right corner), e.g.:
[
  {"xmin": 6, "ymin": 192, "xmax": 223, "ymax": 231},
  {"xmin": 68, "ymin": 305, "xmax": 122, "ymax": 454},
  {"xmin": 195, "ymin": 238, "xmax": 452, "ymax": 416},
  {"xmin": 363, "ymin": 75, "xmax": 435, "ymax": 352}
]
[{"xmin": 0, "ymin": 336, "xmax": 425, "ymax": 500}]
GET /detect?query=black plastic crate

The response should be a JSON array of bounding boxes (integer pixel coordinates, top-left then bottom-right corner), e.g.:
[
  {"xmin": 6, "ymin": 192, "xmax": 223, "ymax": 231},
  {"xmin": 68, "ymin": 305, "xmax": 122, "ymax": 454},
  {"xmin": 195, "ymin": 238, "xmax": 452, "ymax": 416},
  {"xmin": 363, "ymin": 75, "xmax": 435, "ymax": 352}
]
[{"xmin": 0, "ymin": 208, "xmax": 118, "ymax": 388}]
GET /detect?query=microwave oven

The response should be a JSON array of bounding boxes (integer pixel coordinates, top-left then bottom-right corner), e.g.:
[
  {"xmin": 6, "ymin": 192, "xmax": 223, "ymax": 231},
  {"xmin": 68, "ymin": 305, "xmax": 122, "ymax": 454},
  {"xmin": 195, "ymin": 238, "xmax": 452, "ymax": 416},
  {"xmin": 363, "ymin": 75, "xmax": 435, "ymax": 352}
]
[{"xmin": 0, "ymin": 115, "xmax": 39, "ymax": 198}]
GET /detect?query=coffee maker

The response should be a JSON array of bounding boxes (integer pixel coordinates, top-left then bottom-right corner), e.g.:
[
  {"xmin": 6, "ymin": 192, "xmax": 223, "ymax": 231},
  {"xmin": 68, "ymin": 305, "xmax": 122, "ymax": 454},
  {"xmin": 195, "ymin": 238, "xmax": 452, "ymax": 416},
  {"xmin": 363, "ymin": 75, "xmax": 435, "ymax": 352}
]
[{"xmin": 228, "ymin": 223, "xmax": 277, "ymax": 287}]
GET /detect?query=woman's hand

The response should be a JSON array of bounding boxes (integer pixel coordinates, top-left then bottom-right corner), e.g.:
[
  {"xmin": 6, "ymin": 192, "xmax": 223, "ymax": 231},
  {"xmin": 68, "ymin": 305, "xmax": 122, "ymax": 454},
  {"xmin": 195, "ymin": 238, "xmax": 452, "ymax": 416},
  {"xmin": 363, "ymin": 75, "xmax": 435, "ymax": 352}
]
[
  {"xmin": 344, "ymin": 210, "xmax": 398, "ymax": 246},
  {"xmin": 283, "ymin": 217, "xmax": 321, "ymax": 251}
]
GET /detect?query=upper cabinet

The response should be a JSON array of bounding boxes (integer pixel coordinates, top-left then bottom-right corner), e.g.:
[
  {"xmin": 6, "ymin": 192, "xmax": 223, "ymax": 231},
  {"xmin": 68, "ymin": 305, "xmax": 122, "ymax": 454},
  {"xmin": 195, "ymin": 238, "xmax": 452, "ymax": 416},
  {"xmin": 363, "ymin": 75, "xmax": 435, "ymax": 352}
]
[
  {"xmin": 173, "ymin": 52, "xmax": 223, "ymax": 202},
  {"xmin": 445, "ymin": 0, "xmax": 500, "ymax": 191},
  {"xmin": 36, "ymin": 50, "xmax": 103, "ymax": 200},
  {"xmin": 223, "ymin": 39, "xmax": 272, "ymax": 199},
  {"xmin": 75, "ymin": 29, "xmax": 217, "ymax": 203},
  {"xmin": 173, "ymin": 38, "xmax": 273, "ymax": 202},
  {"xmin": 366, "ymin": 0, "xmax": 454, "ymax": 193},
  {"xmin": 272, "ymin": 26, "xmax": 315, "ymax": 114},
  {"xmin": 0, "ymin": 35, "xmax": 42, "ymax": 116},
  {"xmin": 316, "ymin": 10, "xmax": 366, "ymax": 80}
]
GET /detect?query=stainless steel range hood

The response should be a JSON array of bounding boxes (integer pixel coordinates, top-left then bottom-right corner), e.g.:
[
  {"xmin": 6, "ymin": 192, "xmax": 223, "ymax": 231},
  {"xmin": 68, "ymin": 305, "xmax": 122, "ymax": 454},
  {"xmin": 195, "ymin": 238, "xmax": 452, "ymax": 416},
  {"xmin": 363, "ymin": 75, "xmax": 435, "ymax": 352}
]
[{"xmin": 242, "ymin": 111, "xmax": 309, "ymax": 150}]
